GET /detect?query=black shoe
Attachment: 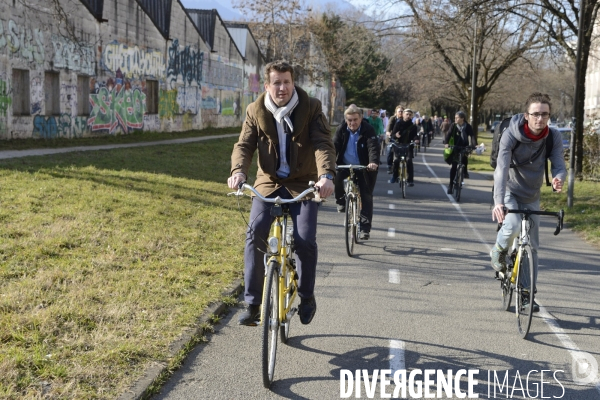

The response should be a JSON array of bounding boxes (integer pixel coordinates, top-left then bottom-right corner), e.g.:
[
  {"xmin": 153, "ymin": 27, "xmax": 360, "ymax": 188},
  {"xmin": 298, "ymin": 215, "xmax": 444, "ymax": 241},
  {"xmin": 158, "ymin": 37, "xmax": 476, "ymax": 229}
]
[
  {"xmin": 521, "ymin": 296, "xmax": 540, "ymax": 313},
  {"xmin": 298, "ymin": 296, "xmax": 316, "ymax": 325},
  {"xmin": 361, "ymin": 232, "xmax": 370, "ymax": 240},
  {"xmin": 464, "ymin": 172, "xmax": 470, "ymax": 179},
  {"xmin": 447, "ymin": 187, "xmax": 452, "ymax": 194},
  {"xmin": 408, "ymin": 182, "xmax": 414, "ymax": 187},
  {"xmin": 337, "ymin": 204, "xmax": 345, "ymax": 213},
  {"xmin": 238, "ymin": 304, "xmax": 261, "ymax": 326}
]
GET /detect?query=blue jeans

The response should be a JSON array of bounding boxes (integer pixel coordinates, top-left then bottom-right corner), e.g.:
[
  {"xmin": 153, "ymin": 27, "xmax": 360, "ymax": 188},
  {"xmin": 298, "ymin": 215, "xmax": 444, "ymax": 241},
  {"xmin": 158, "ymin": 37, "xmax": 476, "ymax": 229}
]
[
  {"xmin": 244, "ymin": 187, "xmax": 320, "ymax": 305},
  {"xmin": 496, "ymin": 192, "xmax": 540, "ymax": 289}
]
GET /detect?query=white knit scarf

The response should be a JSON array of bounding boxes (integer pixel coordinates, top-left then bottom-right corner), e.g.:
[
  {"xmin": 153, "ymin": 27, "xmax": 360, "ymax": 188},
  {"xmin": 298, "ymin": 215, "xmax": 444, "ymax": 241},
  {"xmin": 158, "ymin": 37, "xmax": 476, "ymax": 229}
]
[{"xmin": 264, "ymin": 90, "xmax": 299, "ymax": 133}]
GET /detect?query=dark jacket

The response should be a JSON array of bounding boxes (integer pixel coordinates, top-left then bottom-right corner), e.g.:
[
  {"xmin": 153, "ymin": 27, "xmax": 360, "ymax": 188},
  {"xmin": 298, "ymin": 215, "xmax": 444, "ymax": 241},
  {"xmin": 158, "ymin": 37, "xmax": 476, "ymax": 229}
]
[
  {"xmin": 230, "ymin": 86, "xmax": 336, "ymax": 197},
  {"xmin": 444, "ymin": 122, "xmax": 476, "ymax": 147},
  {"xmin": 386, "ymin": 115, "xmax": 399, "ymax": 133},
  {"xmin": 333, "ymin": 120, "xmax": 379, "ymax": 166},
  {"xmin": 391, "ymin": 118, "xmax": 418, "ymax": 144}
]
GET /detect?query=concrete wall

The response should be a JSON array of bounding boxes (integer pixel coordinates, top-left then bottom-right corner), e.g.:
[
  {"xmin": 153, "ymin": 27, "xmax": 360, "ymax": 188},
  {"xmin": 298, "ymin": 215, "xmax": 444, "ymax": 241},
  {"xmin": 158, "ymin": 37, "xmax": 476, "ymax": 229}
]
[{"xmin": 0, "ymin": 0, "xmax": 341, "ymax": 140}]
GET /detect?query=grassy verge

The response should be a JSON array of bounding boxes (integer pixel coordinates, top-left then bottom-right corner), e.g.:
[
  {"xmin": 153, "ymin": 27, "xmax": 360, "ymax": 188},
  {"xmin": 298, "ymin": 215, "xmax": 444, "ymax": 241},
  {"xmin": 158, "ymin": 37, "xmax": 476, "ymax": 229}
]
[
  {"xmin": 469, "ymin": 130, "xmax": 494, "ymax": 172},
  {"xmin": 0, "ymin": 137, "xmax": 255, "ymax": 398},
  {"xmin": 540, "ymin": 180, "xmax": 600, "ymax": 248},
  {"xmin": 0, "ymin": 127, "xmax": 241, "ymax": 151}
]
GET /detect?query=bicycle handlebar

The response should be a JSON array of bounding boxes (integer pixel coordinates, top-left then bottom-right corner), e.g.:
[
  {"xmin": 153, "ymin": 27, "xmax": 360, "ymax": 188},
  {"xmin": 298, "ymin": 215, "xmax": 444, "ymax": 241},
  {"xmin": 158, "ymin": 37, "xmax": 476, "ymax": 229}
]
[
  {"xmin": 503, "ymin": 207, "xmax": 564, "ymax": 236},
  {"xmin": 336, "ymin": 165, "xmax": 368, "ymax": 170},
  {"xmin": 228, "ymin": 182, "xmax": 321, "ymax": 203}
]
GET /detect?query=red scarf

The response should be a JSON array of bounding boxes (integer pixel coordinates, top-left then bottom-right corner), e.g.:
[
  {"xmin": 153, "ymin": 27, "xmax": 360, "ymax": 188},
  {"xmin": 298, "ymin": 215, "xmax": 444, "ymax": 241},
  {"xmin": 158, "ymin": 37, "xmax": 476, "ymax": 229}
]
[{"xmin": 523, "ymin": 123, "xmax": 549, "ymax": 141}]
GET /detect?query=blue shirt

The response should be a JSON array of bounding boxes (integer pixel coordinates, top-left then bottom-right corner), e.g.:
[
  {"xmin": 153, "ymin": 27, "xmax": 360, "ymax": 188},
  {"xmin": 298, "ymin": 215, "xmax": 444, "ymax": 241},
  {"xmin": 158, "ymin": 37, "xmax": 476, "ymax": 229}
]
[{"xmin": 343, "ymin": 126, "xmax": 361, "ymax": 165}]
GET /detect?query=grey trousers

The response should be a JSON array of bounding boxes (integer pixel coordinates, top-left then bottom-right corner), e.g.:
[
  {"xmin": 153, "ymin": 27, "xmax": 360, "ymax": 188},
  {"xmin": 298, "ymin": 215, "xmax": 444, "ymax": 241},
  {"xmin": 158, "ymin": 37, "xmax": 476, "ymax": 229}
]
[
  {"xmin": 244, "ymin": 187, "xmax": 320, "ymax": 305},
  {"xmin": 496, "ymin": 192, "xmax": 540, "ymax": 289}
]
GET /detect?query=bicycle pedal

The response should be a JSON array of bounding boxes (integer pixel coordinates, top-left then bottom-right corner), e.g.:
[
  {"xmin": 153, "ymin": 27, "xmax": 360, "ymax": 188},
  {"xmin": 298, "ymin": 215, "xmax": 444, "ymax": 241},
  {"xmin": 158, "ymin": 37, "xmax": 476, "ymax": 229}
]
[
  {"xmin": 286, "ymin": 307, "xmax": 298, "ymax": 320},
  {"xmin": 294, "ymin": 272, "xmax": 299, "ymax": 280}
]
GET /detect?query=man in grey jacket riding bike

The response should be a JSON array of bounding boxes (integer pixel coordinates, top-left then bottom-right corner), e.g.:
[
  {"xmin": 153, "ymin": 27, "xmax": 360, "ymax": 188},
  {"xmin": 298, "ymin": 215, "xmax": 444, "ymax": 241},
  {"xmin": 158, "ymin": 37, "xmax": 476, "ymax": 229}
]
[{"xmin": 490, "ymin": 92, "xmax": 566, "ymax": 312}]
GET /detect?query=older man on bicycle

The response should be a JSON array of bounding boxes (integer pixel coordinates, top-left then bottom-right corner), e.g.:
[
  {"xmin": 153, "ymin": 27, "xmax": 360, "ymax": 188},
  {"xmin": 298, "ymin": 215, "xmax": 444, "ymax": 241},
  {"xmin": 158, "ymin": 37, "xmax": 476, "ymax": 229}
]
[
  {"xmin": 490, "ymin": 92, "xmax": 566, "ymax": 312},
  {"xmin": 389, "ymin": 109, "xmax": 418, "ymax": 186},
  {"xmin": 228, "ymin": 61, "xmax": 336, "ymax": 326},
  {"xmin": 333, "ymin": 105, "xmax": 379, "ymax": 240}
]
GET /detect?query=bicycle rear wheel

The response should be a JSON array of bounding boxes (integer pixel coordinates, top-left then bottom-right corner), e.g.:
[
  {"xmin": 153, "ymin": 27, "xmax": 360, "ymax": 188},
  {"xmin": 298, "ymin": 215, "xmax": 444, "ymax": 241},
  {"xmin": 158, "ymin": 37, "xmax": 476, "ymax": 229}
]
[
  {"xmin": 515, "ymin": 245, "xmax": 534, "ymax": 339},
  {"xmin": 354, "ymin": 196, "xmax": 360, "ymax": 244},
  {"xmin": 453, "ymin": 165, "xmax": 463, "ymax": 202},
  {"xmin": 400, "ymin": 163, "xmax": 406, "ymax": 199},
  {"xmin": 344, "ymin": 195, "xmax": 355, "ymax": 256},
  {"xmin": 261, "ymin": 261, "xmax": 279, "ymax": 387}
]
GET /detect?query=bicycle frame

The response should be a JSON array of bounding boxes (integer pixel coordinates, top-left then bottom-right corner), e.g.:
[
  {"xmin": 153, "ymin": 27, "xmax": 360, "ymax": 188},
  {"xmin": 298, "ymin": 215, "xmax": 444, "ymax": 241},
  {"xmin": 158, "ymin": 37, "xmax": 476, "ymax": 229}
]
[{"xmin": 337, "ymin": 165, "xmax": 367, "ymax": 256}]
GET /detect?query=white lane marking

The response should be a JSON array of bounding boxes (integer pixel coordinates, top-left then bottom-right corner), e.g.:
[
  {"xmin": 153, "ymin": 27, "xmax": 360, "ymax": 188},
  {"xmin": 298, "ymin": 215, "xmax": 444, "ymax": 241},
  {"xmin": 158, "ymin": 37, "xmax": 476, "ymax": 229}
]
[
  {"xmin": 389, "ymin": 204, "xmax": 395, "ymax": 209},
  {"xmin": 389, "ymin": 340, "xmax": 406, "ymax": 374},
  {"xmin": 387, "ymin": 228, "xmax": 396, "ymax": 237},
  {"xmin": 421, "ymin": 153, "xmax": 491, "ymax": 253},
  {"xmin": 387, "ymin": 190, "xmax": 393, "ymax": 195},
  {"xmin": 440, "ymin": 247, "xmax": 456, "ymax": 251},
  {"xmin": 422, "ymin": 152, "xmax": 600, "ymax": 394},
  {"xmin": 389, "ymin": 269, "xmax": 400, "ymax": 283},
  {"xmin": 538, "ymin": 303, "xmax": 600, "ymax": 393}
]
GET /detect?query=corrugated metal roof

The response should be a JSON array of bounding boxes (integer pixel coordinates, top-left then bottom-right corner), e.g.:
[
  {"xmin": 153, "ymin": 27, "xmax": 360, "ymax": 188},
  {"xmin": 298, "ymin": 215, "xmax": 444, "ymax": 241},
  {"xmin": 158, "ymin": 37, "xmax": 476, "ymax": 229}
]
[
  {"xmin": 186, "ymin": 9, "xmax": 217, "ymax": 51},
  {"xmin": 78, "ymin": 0, "xmax": 104, "ymax": 21},
  {"xmin": 136, "ymin": 0, "xmax": 173, "ymax": 39}
]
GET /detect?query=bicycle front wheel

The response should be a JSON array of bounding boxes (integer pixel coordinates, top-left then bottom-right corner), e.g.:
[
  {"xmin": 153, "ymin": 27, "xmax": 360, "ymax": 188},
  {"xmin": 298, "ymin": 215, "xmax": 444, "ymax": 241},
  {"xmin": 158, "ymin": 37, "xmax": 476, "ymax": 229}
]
[
  {"xmin": 280, "ymin": 258, "xmax": 296, "ymax": 344},
  {"xmin": 515, "ymin": 245, "xmax": 535, "ymax": 339},
  {"xmin": 453, "ymin": 165, "xmax": 463, "ymax": 202},
  {"xmin": 261, "ymin": 261, "xmax": 280, "ymax": 387},
  {"xmin": 345, "ymin": 195, "xmax": 355, "ymax": 256},
  {"xmin": 400, "ymin": 163, "xmax": 406, "ymax": 199}
]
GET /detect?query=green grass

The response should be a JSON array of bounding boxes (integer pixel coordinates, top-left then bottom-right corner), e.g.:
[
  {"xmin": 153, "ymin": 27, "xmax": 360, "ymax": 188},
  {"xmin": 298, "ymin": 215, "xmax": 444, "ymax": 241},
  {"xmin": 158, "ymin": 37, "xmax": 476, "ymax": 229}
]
[
  {"xmin": 0, "ymin": 127, "xmax": 241, "ymax": 151},
  {"xmin": 540, "ymin": 180, "xmax": 600, "ymax": 248},
  {"xmin": 0, "ymin": 136, "xmax": 255, "ymax": 398},
  {"xmin": 469, "ymin": 130, "xmax": 494, "ymax": 172}
]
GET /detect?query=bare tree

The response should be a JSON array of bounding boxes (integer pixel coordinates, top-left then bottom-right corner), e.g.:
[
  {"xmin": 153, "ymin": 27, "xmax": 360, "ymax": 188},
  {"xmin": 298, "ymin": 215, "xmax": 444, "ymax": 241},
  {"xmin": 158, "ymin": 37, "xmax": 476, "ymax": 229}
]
[
  {"xmin": 390, "ymin": 0, "xmax": 545, "ymax": 129},
  {"xmin": 474, "ymin": 0, "xmax": 600, "ymax": 178}
]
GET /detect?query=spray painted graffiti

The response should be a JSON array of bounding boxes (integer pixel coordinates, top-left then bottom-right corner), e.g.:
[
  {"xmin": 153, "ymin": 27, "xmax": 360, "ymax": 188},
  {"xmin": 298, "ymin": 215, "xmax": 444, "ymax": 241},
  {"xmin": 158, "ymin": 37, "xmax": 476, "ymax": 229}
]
[
  {"xmin": 206, "ymin": 59, "xmax": 243, "ymax": 89},
  {"xmin": 30, "ymin": 77, "xmax": 43, "ymax": 115},
  {"xmin": 51, "ymin": 34, "xmax": 95, "ymax": 75},
  {"xmin": 167, "ymin": 39, "xmax": 203, "ymax": 89},
  {"xmin": 33, "ymin": 114, "xmax": 89, "ymax": 138},
  {"xmin": 60, "ymin": 84, "xmax": 78, "ymax": 116},
  {"xmin": 159, "ymin": 89, "xmax": 178, "ymax": 120},
  {"xmin": 88, "ymin": 86, "xmax": 146, "ymax": 134},
  {"xmin": 0, "ymin": 19, "xmax": 45, "ymax": 64},
  {"xmin": 0, "ymin": 79, "xmax": 11, "ymax": 117},
  {"xmin": 176, "ymin": 86, "xmax": 200, "ymax": 114},
  {"xmin": 249, "ymin": 73, "xmax": 260, "ymax": 93},
  {"xmin": 101, "ymin": 42, "xmax": 165, "ymax": 79}
]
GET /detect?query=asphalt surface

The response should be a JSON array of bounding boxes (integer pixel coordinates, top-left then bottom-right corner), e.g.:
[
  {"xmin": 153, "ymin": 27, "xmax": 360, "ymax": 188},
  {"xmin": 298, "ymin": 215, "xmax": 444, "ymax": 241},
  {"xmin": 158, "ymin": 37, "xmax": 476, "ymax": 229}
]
[
  {"xmin": 150, "ymin": 136, "xmax": 600, "ymax": 399},
  {"xmin": 5, "ymin": 134, "xmax": 596, "ymax": 399}
]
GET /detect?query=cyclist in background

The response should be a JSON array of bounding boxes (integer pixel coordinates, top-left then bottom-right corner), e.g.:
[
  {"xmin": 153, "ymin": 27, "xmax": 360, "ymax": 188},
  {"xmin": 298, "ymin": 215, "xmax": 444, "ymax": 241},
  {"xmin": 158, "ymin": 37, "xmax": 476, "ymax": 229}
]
[
  {"xmin": 228, "ymin": 60, "xmax": 336, "ymax": 326},
  {"xmin": 334, "ymin": 105, "xmax": 380, "ymax": 240},
  {"xmin": 490, "ymin": 93, "xmax": 566, "ymax": 312},
  {"xmin": 443, "ymin": 111, "xmax": 476, "ymax": 194},
  {"xmin": 389, "ymin": 109, "xmax": 418, "ymax": 186},
  {"xmin": 386, "ymin": 105, "xmax": 404, "ymax": 173},
  {"xmin": 367, "ymin": 108, "xmax": 385, "ymax": 154}
]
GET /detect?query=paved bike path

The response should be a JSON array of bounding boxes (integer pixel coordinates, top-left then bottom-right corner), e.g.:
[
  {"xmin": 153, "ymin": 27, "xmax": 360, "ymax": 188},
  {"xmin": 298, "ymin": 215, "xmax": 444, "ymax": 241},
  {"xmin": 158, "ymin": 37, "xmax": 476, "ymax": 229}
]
[
  {"xmin": 0, "ymin": 133, "xmax": 239, "ymax": 159},
  {"xmin": 153, "ymin": 136, "xmax": 600, "ymax": 399}
]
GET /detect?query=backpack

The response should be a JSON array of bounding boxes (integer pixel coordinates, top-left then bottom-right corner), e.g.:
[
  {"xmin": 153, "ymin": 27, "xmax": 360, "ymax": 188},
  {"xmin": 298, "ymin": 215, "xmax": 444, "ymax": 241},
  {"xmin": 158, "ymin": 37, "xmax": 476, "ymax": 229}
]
[{"xmin": 490, "ymin": 115, "xmax": 555, "ymax": 185}]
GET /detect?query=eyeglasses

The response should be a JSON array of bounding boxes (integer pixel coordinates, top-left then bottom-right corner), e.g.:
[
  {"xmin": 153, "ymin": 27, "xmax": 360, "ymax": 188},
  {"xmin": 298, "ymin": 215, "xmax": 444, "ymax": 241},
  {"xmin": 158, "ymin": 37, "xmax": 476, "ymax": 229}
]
[{"xmin": 527, "ymin": 112, "xmax": 550, "ymax": 120}]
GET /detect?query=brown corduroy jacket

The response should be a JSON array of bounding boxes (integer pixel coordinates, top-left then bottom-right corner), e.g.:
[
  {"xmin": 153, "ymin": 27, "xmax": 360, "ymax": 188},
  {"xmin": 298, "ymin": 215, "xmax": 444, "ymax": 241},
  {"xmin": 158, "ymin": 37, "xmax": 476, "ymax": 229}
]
[{"xmin": 230, "ymin": 86, "xmax": 336, "ymax": 198}]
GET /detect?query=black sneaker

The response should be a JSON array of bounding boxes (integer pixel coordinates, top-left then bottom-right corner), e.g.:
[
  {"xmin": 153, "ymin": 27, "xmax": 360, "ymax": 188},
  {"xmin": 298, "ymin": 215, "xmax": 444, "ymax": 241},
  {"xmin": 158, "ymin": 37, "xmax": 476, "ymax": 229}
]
[
  {"xmin": 361, "ymin": 232, "xmax": 370, "ymax": 240},
  {"xmin": 298, "ymin": 296, "xmax": 316, "ymax": 325},
  {"xmin": 408, "ymin": 182, "xmax": 414, "ymax": 187},
  {"xmin": 521, "ymin": 295, "xmax": 540, "ymax": 313},
  {"xmin": 447, "ymin": 187, "xmax": 453, "ymax": 194},
  {"xmin": 238, "ymin": 304, "xmax": 261, "ymax": 326}
]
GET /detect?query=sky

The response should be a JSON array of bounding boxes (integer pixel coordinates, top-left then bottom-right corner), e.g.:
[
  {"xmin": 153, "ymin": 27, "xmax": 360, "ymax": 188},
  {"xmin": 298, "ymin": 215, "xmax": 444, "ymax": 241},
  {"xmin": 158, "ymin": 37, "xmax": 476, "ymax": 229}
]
[{"xmin": 179, "ymin": 0, "xmax": 365, "ymax": 21}]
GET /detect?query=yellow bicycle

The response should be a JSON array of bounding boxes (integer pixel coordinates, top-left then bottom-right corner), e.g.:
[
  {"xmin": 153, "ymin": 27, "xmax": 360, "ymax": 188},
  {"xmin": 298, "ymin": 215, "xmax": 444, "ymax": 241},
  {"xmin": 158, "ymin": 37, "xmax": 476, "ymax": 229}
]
[
  {"xmin": 229, "ymin": 182, "xmax": 321, "ymax": 388},
  {"xmin": 389, "ymin": 142, "xmax": 413, "ymax": 198},
  {"xmin": 497, "ymin": 207, "xmax": 563, "ymax": 339},
  {"xmin": 336, "ymin": 164, "xmax": 367, "ymax": 257}
]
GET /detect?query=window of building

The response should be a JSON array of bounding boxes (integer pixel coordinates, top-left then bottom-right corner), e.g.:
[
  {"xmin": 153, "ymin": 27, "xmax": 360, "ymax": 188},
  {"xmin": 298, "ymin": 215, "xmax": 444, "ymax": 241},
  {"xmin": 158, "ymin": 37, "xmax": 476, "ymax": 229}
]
[
  {"xmin": 146, "ymin": 80, "xmax": 158, "ymax": 114},
  {"xmin": 11, "ymin": 69, "xmax": 30, "ymax": 116},
  {"xmin": 77, "ymin": 75, "xmax": 90, "ymax": 116},
  {"xmin": 44, "ymin": 71, "xmax": 60, "ymax": 115}
]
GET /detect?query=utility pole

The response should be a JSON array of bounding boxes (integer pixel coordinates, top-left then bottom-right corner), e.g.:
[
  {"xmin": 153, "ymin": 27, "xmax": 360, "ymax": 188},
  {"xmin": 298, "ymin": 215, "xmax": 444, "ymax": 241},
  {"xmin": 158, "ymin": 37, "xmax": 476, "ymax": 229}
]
[{"xmin": 568, "ymin": 0, "xmax": 586, "ymax": 208}]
